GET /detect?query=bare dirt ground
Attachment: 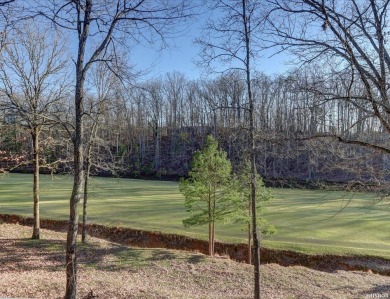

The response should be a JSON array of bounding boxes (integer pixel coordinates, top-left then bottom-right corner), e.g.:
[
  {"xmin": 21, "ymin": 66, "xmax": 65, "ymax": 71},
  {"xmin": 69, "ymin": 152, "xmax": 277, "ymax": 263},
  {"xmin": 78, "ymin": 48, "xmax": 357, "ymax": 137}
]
[{"xmin": 0, "ymin": 223, "xmax": 390, "ymax": 299}]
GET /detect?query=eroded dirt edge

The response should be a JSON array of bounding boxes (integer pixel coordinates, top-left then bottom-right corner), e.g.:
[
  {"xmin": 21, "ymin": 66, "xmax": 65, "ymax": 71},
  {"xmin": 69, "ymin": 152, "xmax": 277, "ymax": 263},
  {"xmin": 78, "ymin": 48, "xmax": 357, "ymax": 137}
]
[{"xmin": 1, "ymin": 213, "xmax": 389, "ymax": 276}]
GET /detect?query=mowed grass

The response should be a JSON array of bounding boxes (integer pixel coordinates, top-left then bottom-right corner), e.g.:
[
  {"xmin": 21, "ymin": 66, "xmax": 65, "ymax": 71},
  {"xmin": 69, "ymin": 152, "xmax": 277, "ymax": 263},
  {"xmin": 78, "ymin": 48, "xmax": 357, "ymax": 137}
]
[{"xmin": 1, "ymin": 173, "xmax": 390, "ymax": 258}]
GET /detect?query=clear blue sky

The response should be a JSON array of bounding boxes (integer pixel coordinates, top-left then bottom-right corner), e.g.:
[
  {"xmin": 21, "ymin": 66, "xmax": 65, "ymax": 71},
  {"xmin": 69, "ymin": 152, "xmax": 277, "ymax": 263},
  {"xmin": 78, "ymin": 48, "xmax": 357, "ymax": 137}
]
[{"xmin": 131, "ymin": 19, "xmax": 290, "ymax": 80}]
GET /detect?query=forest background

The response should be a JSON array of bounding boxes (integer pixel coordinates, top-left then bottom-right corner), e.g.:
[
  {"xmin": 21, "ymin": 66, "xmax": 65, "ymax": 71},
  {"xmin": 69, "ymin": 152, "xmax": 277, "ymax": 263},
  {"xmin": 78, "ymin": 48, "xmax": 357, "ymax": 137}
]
[
  {"xmin": 0, "ymin": 1, "xmax": 387, "ymax": 192},
  {"xmin": 1, "ymin": 68, "xmax": 385, "ymax": 189}
]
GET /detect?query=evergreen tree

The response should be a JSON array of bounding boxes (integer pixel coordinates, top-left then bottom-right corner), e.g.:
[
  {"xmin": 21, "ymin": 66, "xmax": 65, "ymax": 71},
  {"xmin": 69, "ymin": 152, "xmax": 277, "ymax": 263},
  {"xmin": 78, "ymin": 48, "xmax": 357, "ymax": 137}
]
[{"xmin": 179, "ymin": 135, "xmax": 239, "ymax": 256}]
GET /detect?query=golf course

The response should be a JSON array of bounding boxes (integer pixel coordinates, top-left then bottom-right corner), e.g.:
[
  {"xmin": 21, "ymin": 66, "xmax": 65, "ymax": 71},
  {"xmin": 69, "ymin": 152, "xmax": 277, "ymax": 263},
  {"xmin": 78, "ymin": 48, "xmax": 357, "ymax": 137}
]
[{"xmin": 1, "ymin": 173, "xmax": 390, "ymax": 258}]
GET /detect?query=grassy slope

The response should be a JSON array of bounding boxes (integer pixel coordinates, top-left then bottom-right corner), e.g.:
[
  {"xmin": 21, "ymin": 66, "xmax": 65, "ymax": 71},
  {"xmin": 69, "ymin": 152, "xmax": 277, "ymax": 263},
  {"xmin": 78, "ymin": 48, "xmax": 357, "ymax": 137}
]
[{"xmin": 1, "ymin": 173, "xmax": 390, "ymax": 258}]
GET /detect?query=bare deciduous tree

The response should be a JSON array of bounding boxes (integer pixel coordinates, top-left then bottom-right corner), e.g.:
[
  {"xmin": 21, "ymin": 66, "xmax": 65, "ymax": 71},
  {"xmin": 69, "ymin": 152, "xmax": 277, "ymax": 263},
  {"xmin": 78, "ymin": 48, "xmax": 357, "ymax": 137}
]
[
  {"xmin": 0, "ymin": 23, "xmax": 68, "ymax": 239},
  {"xmin": 35, "ymin": 1, "xmax": 194, "ymax": 297},
  {"xmin": 266, "ymin": 0, "xmax": 390, "ymax": 156}
]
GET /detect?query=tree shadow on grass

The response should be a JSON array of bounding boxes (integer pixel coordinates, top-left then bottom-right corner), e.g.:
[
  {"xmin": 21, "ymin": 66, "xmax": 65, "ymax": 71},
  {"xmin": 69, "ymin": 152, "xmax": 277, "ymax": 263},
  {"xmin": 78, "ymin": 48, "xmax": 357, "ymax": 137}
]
[
  {"xmin": 78, "ymin": 244, "xmax": 207, "ymax": 271},
  {"xmin": 147, "ymin": 249, "xmax": 177, "ymax": 261},
  {"xmin": 145, "ymin": 248, "xmax": 206, "ymax": 264},
  {"xmin": 80, "ymin": 246, "xmax": 192, "ymax": 271},
  {"xmin": 0, "ymin": 238, "xmax": 66, "ymax": 272},
  {"xmin": 0, "ymin": 237, "xmax": 208, "ymax": 274},
  {"xmin": 0, "ymin": 237, "xmax": 150, "ymax": 273},
  {"xmin": 76, "ymin": 242, "xmax": 146, "ymax": 271},
  {"xmin": 77, "ymin": 243, "xmax": 204, "ymax": 272},
  {"xmin": 187, "ymin": 254, "xmax": 206, "ymax": 264}
]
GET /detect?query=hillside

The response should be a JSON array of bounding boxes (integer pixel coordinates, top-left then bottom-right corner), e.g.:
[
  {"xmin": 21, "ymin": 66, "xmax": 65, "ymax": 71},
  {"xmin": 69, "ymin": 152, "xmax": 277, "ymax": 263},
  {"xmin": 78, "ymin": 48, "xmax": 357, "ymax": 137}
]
[{"xmin": 1, "ymin": 223, "xmax": 390, "ymax": 298}]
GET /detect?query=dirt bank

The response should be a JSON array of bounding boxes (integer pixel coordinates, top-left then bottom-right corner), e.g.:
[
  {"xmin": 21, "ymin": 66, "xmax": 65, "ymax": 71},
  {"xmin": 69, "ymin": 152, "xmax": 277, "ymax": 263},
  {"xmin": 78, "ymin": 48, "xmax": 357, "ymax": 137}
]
[{"xmin": 1, "ymin": 213, "xmax": 390, "ymax": 276}]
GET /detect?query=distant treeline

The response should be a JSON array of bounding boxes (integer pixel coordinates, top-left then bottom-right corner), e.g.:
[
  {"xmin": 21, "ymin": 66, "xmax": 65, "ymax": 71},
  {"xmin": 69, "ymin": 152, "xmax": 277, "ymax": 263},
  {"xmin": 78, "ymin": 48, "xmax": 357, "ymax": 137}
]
[{"xmin": 1, "ymin": 69, "xmax": 388, "ymax": 188}]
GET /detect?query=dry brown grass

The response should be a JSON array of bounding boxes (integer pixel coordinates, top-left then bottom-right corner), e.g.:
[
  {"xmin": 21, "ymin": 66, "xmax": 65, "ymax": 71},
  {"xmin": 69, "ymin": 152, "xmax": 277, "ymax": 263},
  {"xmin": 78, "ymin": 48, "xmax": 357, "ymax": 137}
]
[{"xmin": 1, "ymin": 223, "xmax": 390, "ymax": 298}]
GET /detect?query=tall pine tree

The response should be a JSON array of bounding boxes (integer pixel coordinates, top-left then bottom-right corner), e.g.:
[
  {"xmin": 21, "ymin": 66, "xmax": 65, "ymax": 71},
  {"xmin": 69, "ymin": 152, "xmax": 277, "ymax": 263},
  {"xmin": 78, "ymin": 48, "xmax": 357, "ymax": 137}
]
[{"xmin": 179, "ymin": 135, "xmax": 238, "ymax": 256}]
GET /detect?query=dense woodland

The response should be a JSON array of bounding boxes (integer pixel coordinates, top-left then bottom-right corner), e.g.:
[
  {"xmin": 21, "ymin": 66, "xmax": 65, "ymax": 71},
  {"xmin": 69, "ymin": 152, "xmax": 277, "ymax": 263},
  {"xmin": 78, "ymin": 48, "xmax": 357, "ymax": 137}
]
[
  {"xmin": 0, "ymin": 69, "xmax": 387, "ymax": 186},
  {"xmin": 1, "ymin": 1, "xmax": 390, "ymax": 298}
]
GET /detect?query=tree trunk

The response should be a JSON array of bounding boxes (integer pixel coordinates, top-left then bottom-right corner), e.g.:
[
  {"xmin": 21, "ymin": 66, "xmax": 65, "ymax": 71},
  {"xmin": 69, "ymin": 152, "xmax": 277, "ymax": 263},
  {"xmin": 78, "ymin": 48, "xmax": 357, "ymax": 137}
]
[
  {"xmin": 82, "ymin": 98, "xmax": 103, "ymax": 243},
  {"xmin": 208, "ymin": 198, "xmax": 213, "ymax": 256},
  {"xmin": 65, "ymin": 2, "xmax": 91, "ymax": 297},
  {"xmin": 65, "ymin": 87, "xmax": 84, "ymax": 299},
  {"xmin": 242, "ymin": 0, "xmax": 261, "ymax": 297},
  {"xmin": 250, "ymin": 138, "xmax": 260, "ymax": 299},
  {"xmin": 31, "ymin": 128, "xmax": 40, "ymax": 239},
  {"xmin": 248, "ymin": 222, "xmax": 252, "ymax": 264},
  {"xmin": 82, "ymin": 150, "xmax": 91, "ymax": 243},
  {"xmin": 211, "ymin": 220, "xmax": 215, "ymax": 257},
  {"xmin": 211, "ymin": 195, "xmax": 216, "ymax": 256}
]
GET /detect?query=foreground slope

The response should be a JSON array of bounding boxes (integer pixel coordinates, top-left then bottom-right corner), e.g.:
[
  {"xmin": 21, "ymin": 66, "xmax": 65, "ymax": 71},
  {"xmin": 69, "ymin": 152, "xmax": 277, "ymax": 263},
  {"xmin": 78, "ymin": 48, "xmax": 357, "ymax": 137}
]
[{"xmin": 0, "ymin": 224, "xmax": 389, "ymax": 298}]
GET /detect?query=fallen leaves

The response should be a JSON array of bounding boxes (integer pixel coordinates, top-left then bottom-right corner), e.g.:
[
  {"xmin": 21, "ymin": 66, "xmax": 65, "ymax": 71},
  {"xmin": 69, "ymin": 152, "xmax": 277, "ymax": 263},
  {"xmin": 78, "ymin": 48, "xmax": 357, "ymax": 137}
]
[{"xmin": 0, "ymin": 223, "xmax": 390, "ymax": 298}]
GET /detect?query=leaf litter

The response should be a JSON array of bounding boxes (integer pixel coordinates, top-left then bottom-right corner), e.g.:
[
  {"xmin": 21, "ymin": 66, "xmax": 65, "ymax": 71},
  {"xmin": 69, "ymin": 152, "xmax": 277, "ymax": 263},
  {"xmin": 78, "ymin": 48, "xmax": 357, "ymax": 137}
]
[{"xmin": 0, "ymin": 223, "xmax": 390, "ymax": 298}]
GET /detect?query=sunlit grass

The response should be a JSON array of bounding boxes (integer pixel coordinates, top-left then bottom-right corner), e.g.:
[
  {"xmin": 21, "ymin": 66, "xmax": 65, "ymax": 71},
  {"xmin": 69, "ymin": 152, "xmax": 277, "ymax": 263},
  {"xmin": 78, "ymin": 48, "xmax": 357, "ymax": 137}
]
[{"xmin": 1, "ymin": 173, "xmax": 390, "ymax": 258}]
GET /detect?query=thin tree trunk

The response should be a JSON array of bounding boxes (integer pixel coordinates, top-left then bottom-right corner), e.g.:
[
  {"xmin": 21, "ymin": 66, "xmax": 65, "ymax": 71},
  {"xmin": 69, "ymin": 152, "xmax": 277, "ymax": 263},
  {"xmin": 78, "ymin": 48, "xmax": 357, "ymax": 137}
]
[
  {"xmin": 208, "ymin": 198, "xmax": 212, "ymax": 256},
  {"xmin": 82, "ymin": 99, "xmax": 104, "ymax": 243},
  {"xmin": 65, "ymin": 2, "xmax": 91, "ymax": 297},
  {"xmin": 250, "ymin": 142, "xmax": 260, "ymax": 299},
  {"xmin": 82, "ymin": 152, "xmax": 91, "ymax": 243},
  {"xmin": 32, "ymin": 129, "xmax": 40, "ymax": 239},
  {"xmin": 211, "ymin": 220, "xmax": 215, "ymax": 257},
  {"xmin": 248, "ymin": 198, "xmax": 252, "ymax": 264},
  {"xmin": 212, "ymin": 196, "xmax": 216, "ymax": 256},
  {"xmin": 248, "ymin": 222, "xmax": 252, "ymax": 264},
  {"xmin": 65, "ymin": 86, "xmax": 84, "ymax": 299},
  {"xmin": 82, "ymin": 133, "xmax": 95, "ymax": 243},
  {"xmin": 242, "ymin": 0, "xmax": 261, "ymax": 297}
]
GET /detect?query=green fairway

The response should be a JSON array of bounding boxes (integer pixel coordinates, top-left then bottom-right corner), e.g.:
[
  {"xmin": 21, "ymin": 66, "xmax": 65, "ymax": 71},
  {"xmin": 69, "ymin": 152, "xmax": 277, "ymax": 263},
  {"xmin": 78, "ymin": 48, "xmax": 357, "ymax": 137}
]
[{"xmin": 1, "ymin": 173, "xmax": 390, "ymax": 258}]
